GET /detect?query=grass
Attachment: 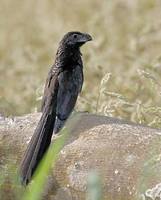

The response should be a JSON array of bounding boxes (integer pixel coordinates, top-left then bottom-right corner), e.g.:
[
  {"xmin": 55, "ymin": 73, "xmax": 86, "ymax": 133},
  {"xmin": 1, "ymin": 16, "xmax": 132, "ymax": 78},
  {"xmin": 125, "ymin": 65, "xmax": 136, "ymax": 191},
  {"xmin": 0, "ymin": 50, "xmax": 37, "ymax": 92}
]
[
  {"xmin": 86, "ymin": 171, "xmax": 102, "ymax": 200},
  {"xmin": 1, "ymin": 0, "xmax": 161, "ymax": 128},
  {"xmin": 22, "ymin": 129, "xmax": 67, "ymax": 200}
]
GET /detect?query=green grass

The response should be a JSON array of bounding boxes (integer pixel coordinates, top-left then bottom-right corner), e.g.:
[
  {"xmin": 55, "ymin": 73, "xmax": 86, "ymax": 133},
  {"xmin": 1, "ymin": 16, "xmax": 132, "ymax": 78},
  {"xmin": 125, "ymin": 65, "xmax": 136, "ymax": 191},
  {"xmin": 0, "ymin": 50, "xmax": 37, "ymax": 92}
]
[
  {"xmin": 22, "ymin": 129, "xmax": 67, "ymax": 200},
  {"xmin": 86, "ymin": 171, "xmax": 102, "ymax": 200},
  {"xmin": 1, "ymin": 0, "xmax": 161, "ymax": 128}
]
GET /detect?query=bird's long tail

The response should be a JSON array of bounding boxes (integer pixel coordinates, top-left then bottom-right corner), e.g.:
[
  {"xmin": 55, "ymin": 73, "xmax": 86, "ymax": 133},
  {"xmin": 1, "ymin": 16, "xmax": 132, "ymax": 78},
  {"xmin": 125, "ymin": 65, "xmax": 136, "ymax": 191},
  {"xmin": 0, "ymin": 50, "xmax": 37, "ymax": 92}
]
[{"xmin": 19, "ymin": 105, "xmax": 56, "ymax": 185}]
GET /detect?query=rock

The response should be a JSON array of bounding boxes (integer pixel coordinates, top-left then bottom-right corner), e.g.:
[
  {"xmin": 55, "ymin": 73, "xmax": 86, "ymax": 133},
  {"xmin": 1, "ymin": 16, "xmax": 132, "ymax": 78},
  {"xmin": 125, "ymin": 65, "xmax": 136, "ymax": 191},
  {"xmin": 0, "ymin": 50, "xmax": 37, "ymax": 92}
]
[{"xmin": 1, "ymin": 112, "xmax": 161, "ymax": 200}]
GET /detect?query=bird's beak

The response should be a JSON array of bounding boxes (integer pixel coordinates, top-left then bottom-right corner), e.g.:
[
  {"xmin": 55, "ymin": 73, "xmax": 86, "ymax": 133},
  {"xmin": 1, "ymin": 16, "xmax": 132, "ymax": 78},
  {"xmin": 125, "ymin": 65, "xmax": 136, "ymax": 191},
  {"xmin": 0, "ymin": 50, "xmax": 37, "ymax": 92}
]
[
  {"xmin": 79, "ymin": 33, "xmax": 92, "ymax": 43},
  {"xmin": 83, "ymin": 33, "xmax": 93, "ymax": 42},
  {"xmin": 84, "ymin": 33, "xmax": 92, "ymax": 42}
]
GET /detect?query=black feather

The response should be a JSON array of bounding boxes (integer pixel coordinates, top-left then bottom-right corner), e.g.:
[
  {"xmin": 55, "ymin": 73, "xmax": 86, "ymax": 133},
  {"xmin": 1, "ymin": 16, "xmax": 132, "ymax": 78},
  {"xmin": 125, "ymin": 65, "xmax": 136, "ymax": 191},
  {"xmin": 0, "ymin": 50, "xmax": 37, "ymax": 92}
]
[{"xmin": 19, "ymin": 31, "xmax": 92, "ymax": 185}]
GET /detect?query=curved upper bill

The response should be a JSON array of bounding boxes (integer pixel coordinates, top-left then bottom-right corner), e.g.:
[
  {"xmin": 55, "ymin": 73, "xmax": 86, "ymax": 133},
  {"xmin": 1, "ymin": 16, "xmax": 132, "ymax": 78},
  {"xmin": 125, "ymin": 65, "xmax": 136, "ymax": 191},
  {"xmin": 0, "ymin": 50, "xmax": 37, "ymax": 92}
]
[{"xmin": 79, "ymin": 33, "xmax": 93, "ymax": 43}]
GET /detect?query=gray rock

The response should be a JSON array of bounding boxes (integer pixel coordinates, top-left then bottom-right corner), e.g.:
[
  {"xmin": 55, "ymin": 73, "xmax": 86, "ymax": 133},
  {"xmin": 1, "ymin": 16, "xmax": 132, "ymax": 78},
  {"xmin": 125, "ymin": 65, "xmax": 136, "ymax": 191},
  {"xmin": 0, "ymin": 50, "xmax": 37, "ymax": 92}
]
[{"xmin": 1, "ymin": 112, "xmax": 161, "ymax": 200}]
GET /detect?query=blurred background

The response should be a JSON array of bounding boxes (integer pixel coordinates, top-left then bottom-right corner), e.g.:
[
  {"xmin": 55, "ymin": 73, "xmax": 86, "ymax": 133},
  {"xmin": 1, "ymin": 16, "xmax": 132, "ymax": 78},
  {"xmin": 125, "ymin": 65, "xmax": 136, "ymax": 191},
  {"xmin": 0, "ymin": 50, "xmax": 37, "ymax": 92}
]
[{"xmin": 1, "ymin": 0, "xmax": 161, "ymax": 127}]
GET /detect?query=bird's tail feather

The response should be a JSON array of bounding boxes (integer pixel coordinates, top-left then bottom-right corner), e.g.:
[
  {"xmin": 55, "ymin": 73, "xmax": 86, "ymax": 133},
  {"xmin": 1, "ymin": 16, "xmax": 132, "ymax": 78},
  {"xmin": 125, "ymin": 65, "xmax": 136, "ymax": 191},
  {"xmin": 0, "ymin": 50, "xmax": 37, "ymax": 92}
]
[{"xmin": 19, "ymin": 106, "xmax": 56, "ymax": 185}]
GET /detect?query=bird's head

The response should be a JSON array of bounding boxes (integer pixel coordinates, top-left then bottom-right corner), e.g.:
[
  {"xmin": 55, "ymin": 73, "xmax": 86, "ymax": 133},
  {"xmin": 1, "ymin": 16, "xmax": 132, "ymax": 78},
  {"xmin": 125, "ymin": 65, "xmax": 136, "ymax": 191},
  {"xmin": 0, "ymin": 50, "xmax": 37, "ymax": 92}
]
[{"xmin": 60, "ymin": 31, "xmax": 92, "ymax": 48}]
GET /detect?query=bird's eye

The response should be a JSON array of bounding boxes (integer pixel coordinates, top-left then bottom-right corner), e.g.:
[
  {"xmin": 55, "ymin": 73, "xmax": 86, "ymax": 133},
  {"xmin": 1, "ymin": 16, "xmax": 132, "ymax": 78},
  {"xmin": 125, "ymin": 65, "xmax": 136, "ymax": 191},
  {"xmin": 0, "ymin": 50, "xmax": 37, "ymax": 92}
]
[{"xmin": 73, "ymin": 34, "xmax": 78, "ymax": 39}]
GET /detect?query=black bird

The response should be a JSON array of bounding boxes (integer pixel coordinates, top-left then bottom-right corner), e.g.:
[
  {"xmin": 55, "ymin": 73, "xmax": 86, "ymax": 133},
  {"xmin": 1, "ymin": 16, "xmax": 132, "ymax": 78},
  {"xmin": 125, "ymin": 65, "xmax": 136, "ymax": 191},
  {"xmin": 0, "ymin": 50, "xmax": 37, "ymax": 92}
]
[{"xmin": 19, "ymin": 31, "xmax": 92, "ymax": 185}]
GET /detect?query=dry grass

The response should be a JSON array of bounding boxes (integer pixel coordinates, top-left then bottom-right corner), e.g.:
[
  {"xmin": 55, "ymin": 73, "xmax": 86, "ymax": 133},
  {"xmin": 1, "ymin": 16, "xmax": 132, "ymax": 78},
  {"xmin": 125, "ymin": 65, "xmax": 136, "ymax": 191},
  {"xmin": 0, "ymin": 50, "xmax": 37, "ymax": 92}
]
[{"xmin": 1, "ymin": 0, "xmax": 161, "ymax": 127}]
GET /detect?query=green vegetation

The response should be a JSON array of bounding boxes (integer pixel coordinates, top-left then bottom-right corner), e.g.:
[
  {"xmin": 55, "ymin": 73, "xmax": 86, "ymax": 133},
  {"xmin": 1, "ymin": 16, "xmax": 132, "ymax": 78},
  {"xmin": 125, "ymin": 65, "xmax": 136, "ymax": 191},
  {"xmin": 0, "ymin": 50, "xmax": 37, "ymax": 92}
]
[
  {"xmin": 0, "ymin": 126, "xmax": 67, "ymax": 200},
  {"xmin": 22, "ymin": 129, "xmax": 67, "ymax": 200},
  {"xmin": 87, "ymin": 171, "xmax": 102, "ymax": 200}
]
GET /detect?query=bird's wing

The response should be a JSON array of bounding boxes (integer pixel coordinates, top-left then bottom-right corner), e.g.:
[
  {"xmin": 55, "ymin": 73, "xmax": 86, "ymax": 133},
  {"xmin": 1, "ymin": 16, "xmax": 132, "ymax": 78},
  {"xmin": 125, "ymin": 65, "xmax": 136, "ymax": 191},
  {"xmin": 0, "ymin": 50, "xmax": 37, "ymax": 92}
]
[
  {"xmin": 41, "ymin": 66, "xmax": 61, "ymax": 112},
  {"xmin": 20, "ymin": 66, "xmax": 61, "ymax": 185},
  {"xmin": 56, "ymin": 65, "xmax": 83, "ymax": 121}
]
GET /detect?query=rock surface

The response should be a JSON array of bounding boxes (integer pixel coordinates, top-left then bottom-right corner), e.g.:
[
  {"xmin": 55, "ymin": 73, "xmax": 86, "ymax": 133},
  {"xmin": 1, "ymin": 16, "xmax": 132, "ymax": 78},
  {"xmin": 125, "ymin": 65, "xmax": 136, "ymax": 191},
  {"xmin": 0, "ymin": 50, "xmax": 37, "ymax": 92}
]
[{"xmin": 1, "ymin": 112, "xmax": 161, "ymax": 200}]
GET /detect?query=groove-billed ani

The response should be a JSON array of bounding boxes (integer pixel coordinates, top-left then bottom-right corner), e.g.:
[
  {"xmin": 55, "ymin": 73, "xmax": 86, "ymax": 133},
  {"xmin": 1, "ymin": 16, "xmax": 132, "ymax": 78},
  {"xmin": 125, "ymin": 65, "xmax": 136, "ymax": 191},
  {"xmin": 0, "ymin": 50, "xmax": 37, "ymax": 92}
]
[{"xmin": 19, "ymin": 31, "xmax": 92, "ymax": 185}]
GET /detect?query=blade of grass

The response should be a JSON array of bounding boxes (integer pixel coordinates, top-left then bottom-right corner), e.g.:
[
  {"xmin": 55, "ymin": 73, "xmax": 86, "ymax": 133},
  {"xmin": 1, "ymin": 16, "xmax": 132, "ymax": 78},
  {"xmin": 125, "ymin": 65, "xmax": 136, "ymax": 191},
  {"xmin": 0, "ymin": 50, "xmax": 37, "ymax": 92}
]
[
  {"xmin": 86, "ymin": 171, "xmax": 103, "ymax": 200},
  {"xmin": 22, "ymin": 128, "xmax": 67, "ymax": 200}
]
